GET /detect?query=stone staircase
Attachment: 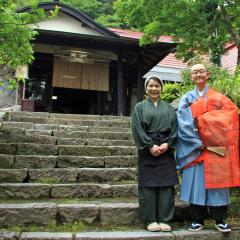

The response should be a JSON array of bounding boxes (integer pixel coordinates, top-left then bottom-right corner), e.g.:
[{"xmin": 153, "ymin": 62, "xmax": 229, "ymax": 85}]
[{"xmin": 0, "ymin": 111, "xmax": 239, "ymax": 240}]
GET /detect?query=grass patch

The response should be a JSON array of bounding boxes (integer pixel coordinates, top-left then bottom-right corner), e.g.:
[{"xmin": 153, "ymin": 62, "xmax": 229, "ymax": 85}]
[
  {"xmin": 0, "ymin": 197, "xmax": 138, "ymax": 204},
  {"xmin": 1, "ymin": 219, "xmax": 240, "ymax": 233},
  {"xmin": 0, "ymin": 221, "xmax": 142, "ymax": 233}
]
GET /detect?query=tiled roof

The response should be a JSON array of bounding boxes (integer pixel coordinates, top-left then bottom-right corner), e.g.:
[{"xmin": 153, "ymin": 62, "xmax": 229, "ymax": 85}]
[
  {"xmin": 108, "ymin": 28, "xmax": 143, "ymax": 39},
  {"xmin": 109, "ymin": 28, "xmax": 238, "ymax": 73},
  {"xmin": 158, "ymin": 53, "xmax": 188, "ymax": 68},
  {"xmin": 109, "ymin": 28, "xmax": 173, "ymax": 42}
]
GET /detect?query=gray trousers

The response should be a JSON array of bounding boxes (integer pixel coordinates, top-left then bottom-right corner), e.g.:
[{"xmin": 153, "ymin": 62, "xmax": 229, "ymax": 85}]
[{"xmin": 138, "ymin": 186, "xmax": 175, "ymax": 225}]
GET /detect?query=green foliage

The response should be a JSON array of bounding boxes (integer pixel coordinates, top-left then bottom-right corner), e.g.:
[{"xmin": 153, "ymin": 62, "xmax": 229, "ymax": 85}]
[
  {"xmin": 0, "ymin": 0, "xmax": 57, "ymax": 68},
  {"xmin": 210, "ymin": 67, "xmax": 240, "ymax": 107},
  {"xmin": 114, "ymin": 0, "xmax": 240, "ymax": 63},
  {"xmin": 161, "ymin": 83, "xmax": 182, "ymax": 103},
  {"xmin": 60, "ymin": 0, "xmax": 102, "ymax": 19},
  {"xmin": 96, "ymin": 14, "xmax": 125, "ymax": 28}
]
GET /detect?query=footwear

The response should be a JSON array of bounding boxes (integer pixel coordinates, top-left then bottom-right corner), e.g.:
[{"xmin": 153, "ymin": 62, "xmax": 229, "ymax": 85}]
[
  {"xmin": 159, "ymin": 222, "xmax": 172, "ymax": 232},
  {"xmin": 188, "ymin": 222, "xmax": 204, "ymax": 232},
  {"xmin": 147, "ymin": 222, "xmax": 161, "ymax": 232},
  {"xmin": 215, "ymin": 222, "xmax": 231, "ymax": 232}
]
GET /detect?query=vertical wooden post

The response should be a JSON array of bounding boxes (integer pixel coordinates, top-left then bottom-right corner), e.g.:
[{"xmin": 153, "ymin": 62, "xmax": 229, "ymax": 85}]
[
  {"xmin": 137, "ymin": 53, "xmax": 144, "ymax": 102},
  {"xmin": 117, "ymin": 54, "xmax": 124, "ymax": 116}
]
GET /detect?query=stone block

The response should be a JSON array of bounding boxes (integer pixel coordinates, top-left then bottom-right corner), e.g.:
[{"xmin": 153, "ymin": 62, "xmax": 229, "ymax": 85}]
[
  {"xmin": 29, "ymin": 169, "xmax": 78, "ymax": 183},
  {"xmin": 100, "ymin": 203, "xmax": 139, "ymax": 225},
  {"xmin": 102, "ymin": 132, "xmax": 133, "ymax": 140},
  {"xmin": 56, "ymin": 156, "xmax": 104, "ymax": 168},
  {"xmin": 14, "ymin": 155, "xmax": 57, "ymax": 169},
  {"xmin": 87, "ymin": 139, "xmax": 134, "ymax": 147},
  {"xmin": 20, "ymin": 232, "xmax": 72, "ymax": 240},
  {"xmin": 2, "ymin": 122, "xmax": 34, "ymax": 129},
  {"xmin": 0, "ymin": 169, "xmax": 27, "ymax": 183},
  {"xmin": 25, "ymin": 129, "xmax": 53, "ymax": 135},
  {"xmin": 0, "ymin": 155, "xmax": 14, "ymax": 169},
  {"xmin": 9, "ymin": 111, "xmax": 50, "ymax": 119},
  {"xmin": 0, "ymin": 231, "xmax": 19, "ymax": 240},
  {"xmin": 0, "ymin": 144, "xmax": 16, "ymax": 154},
  {"xmin": 76, "ymin": 231, "xmax": 173, "ymax": 240},
  {"xmin": 58, "ymin": 146, "xmax": 112, "ymax": 156},
  {"xmin": 50, "ymin": 113, "xmax": 101, "ymax": 120},
  {"xmin": 0, "ymin": 183, "xmax": 50, "ymax": 199},
  {"xmin": 16, "ymin": 144, "xmax": 58, "ymax": 155},
  {"xmin": 1, "ymin": 127, "xmax": 25, "ymax": 135},
  {"xmin": 51, "ymin": 184, "xmax": 112, "ymax": 198},
  {"xmin": 58, "ymin": 204, "xmax": 99, "ymax": 224},
  {"xmin": 111, "ymin": 184, "xmax": 138, "ymax": 197},
  {"xmin": 34, "ymin": 124, "xmax": 59, "ymax": 130},
  {"xmin": 0, "ymin": 203, "xmax": 57, "ymax": 227},
  {"xmin": 1, "ymin": 134, "xmax": 56, "ymax": 145},
  {"xmin": 174, "ymin": 229, "xmax": 240, "ymax": 239},
  {"xmin": 57, "ymin": 138, "xmax": 87, "ymax": 146},
  {"xmin": 78, "ymin": 168, "xmax": 136, "ymax": 183}
]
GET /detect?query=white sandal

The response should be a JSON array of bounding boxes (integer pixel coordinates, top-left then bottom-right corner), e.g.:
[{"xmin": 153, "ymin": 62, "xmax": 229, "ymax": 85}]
[
  {"xmin": 159, "ymin": 222, "xmax": 172, "ymax": 232},
  {"xmin": 147, "ymin": 222, "xmax": 161, "ymax": 232}
]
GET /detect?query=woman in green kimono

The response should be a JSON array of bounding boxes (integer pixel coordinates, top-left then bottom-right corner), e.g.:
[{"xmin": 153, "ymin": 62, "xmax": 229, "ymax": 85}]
[{"xmin": 132, "ymin": 76, "xmax": 178, "ymax": 232}]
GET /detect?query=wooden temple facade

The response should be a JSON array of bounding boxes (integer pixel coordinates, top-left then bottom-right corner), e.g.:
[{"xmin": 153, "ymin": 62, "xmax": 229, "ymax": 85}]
[{"xmin": 19, "ymin": 1, "xmax": 175, "ymax": 116}]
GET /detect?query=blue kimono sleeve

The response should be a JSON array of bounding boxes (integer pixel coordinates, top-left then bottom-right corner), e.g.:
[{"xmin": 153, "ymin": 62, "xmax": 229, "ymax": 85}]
[{"xmin": 176, "ymin": 93, "xmax": 203, "ymax": 168}]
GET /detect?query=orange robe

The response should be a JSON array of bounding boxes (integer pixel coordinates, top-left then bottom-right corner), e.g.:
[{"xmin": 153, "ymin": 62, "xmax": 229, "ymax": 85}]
[{"xmin": 190, "ymin": 88, "xmax": 240, "ymax": 189}]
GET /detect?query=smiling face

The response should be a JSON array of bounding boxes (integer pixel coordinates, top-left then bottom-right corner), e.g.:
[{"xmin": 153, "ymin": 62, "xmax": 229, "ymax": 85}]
[
  {"xmin": 146, "ymin": 78, "xmax": 162, "ymax": 102},
  {"xmin": 190, "ymin": 64, "xmax": 209, "ymax": 90}
]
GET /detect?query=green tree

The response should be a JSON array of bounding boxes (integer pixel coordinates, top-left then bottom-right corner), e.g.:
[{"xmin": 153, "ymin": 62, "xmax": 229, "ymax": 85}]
[
  {"xmin": 60, "ymin": 0, "xmax": 102, "ymax": 19},
  {"xmin": 0, "ymin": 0, "xmax": 58, "ymax": 91},
  {"xmin": 114, "ymin": 0, "xmax": 240, "ymax": 65},
  {"xmin": 16, "ymin": 0, "xmax": 123, "ymax": 28},
  {"xmin": 0, "ymin": 0, "xmax": 46, "ymax": 69}
]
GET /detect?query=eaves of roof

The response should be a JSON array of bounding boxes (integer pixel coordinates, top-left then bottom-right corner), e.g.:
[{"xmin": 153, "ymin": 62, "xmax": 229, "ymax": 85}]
[{"xmin": 17, "ymin": 1, "xmax": 119, "ymax": 38}]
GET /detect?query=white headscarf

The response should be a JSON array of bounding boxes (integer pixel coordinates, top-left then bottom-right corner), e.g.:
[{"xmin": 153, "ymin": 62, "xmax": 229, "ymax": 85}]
[{"xmin": 144, "ymin": 76, "xmax": 164, "ymax": 91}]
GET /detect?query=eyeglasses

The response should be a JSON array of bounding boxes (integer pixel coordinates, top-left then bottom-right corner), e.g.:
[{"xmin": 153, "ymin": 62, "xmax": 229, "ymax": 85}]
[{"xmin": 191, "ymin": 69, "xmax": 207, "ymax": 75}]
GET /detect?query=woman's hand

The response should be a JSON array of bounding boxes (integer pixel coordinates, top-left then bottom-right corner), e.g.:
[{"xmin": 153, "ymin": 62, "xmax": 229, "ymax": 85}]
[
  {"xmin": 150, "ymin": 144, "xmax": 161, "ymax": 156},
  {"xmin": 159, "ymin": 143, "xmax": 168, "ymax": 154}
]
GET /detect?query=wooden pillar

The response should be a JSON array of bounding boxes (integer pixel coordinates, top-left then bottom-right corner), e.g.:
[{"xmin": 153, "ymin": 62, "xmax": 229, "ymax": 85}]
[
  {"xmin": 137, "ymin": 53, "xmax": 144, "ymax": 102},
  {"xmin": 117, "ymin": 54, "xmax": 124, "ymax": 116}
]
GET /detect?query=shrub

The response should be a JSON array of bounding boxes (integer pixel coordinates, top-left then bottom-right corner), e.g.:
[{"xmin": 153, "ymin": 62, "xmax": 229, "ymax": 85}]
[{"xmin": 161, "ymin": 83, "xmax": 182, "ymax": 102}]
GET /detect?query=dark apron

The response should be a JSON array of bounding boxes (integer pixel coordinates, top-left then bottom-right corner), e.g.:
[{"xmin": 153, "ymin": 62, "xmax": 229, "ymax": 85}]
[{"xmin": 138, "ymin": 132, "xmax": 179, "ymax": 187}]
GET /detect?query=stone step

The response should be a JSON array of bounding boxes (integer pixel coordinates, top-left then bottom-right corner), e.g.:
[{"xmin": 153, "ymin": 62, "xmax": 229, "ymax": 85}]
[
  {"xmin": 1, "ymin": 230, "xmax": 240, "ymax": 240},
  {"xmin": 58, "ymin": 125, "xmax": 131, "ymax": 133},
  {"xmin": 58, "ymin": 146, "xmax": 136, "ymax": 156},
  {"xmin": 0, "ymin": 132, "xmax": 57, "ymax": 145},
  {"xmin": 6, "ymin": 116, "xmax": 131, "ymax": 128},
  {"xmin": 0, "ymin": 201, "xmax": 189, "ymax": 227},
  {"xmin": 0, "ymin": 155, "xmax": 137, "ymax": 169},
  {"xmin": 0, "ymin": 143, "xmax": 58, "ymax": 155},
  {"xmin": 0, "ymin": 131, "xmax": 134, "ymax": 146},
  {"xmin": 0, "ymin": 168, "xmax": 137, "ymax": 183},
  {"xmin": 2, "ymin": 122, "xmax": 132, "ymax": 133},
  {"xmin": 57, "ymin": 138, "xmax": 134, "ymax": 146},
  {"xmin": 0, "ymin": 144, "xmax": 136, "ymax": 156},
  {"xmin": 5, "ymin": 111, "xmax": 131, "ymax": 121},
  {"xmin": 1, "ymin": 125, "xmax": 133, "ymax": 140},
  {"xmin": 53, "ymin": 130, "xmax": 133, "ymax": 140},
  {"xmin": 0, "ymin": 183, "xmax": 138, "ymax": 199}
]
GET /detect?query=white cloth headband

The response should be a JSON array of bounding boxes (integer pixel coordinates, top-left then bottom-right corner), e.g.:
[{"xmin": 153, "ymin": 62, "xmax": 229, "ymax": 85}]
[{"xmin": 144, "ymin": 76, "xmax": 163, "ymax": 90}]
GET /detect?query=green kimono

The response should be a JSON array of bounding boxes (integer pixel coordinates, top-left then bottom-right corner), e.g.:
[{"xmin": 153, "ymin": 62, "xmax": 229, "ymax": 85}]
[{"xmin": 132, "ymin": 97, "xmax": 178, "ymax": 187}]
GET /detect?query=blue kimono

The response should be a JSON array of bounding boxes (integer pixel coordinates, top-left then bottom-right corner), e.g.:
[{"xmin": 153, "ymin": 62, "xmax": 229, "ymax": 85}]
[{"xmin": 176, "ymin": 87, "xmax": 230, "ymax": 206}]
